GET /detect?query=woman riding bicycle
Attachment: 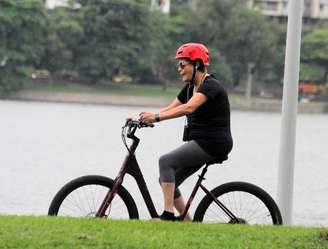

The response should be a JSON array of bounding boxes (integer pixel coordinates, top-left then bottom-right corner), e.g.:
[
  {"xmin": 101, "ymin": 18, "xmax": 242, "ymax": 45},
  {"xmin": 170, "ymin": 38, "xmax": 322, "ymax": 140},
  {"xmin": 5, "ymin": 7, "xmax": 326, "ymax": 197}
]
[{"xmin": 139, "ymin": 43, "xmax": 233, "ymax": 221}]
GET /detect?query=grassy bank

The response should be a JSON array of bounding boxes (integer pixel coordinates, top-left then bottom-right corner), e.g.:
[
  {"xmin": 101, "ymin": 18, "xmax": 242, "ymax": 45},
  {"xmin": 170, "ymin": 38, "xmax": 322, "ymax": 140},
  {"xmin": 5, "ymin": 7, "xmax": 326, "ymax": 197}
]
[
  {"xmin": 5, "ymin": 80, "xmax": 327, "ymax": 112},
  {"xmin": 22, "ymin": 80, "xmax": 243, "ymax": 102},
  {"xmin": 23, "ymin": 81, "xmax": 181, "ymax": 99},
  {"xmin": 0, "ymin": 216, "xmax": 327, "ymax": 249}
]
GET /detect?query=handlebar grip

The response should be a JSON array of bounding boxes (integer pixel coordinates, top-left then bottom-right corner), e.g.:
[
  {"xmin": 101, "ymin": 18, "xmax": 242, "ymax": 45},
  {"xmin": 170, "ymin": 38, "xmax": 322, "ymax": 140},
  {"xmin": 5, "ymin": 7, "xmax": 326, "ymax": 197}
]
[
  {"xmin": 140, "ymin": 121, "xmax": 155, "ymax": 128},
  {"xmin": 125, "ymin": 119, "xmax": 154, "ymax": 129}
]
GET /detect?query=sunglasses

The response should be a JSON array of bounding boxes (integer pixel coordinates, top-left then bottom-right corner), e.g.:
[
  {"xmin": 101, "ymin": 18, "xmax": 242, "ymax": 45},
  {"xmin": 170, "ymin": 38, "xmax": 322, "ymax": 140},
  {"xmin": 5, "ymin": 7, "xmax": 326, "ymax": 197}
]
[{"xmin": 177, "ymin": 61, "xmax": 191, "ymax": 69}]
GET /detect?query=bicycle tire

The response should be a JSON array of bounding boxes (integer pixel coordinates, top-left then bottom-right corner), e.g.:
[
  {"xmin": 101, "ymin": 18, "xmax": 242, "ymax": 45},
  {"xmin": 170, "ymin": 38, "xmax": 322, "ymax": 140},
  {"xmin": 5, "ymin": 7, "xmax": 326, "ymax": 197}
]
[
  {"xmin": 194, "ymin": 181, "xmax": 283, "ymax": 225},
  {"xmin": 48, "ymin": 175, "xmax": 139, "ymax": 219}
]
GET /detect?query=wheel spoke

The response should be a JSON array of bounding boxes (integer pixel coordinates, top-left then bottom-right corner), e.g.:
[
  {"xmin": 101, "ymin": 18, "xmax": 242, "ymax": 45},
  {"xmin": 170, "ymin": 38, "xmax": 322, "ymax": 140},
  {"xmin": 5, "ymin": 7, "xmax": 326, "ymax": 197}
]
[
  {"xmin": 55, "ymin": 184, "xmax": 129, "ymax": 218},
  {"xmin": 196, "ymin": 183, "xmax": 281, "ymax": 225}
]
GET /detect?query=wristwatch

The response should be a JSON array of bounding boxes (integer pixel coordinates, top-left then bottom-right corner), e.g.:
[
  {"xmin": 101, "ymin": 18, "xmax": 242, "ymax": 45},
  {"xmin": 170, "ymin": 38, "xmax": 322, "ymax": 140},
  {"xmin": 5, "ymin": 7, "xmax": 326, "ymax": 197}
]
[{"xmin": 155, "ymin": 113, "xmax": 160, "ymax": 122}]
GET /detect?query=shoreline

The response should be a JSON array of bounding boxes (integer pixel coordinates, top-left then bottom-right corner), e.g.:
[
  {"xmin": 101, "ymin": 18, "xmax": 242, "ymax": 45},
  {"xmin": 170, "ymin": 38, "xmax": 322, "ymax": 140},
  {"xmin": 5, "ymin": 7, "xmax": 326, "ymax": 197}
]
[{"xmin": 3, "ymin": 89, "xmax": 328, "ymax": 113}]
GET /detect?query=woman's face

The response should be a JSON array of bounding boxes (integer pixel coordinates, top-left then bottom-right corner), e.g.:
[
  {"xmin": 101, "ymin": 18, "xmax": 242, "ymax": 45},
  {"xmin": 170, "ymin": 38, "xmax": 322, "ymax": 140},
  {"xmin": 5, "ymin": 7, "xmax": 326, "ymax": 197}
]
[{"xmin": 177, "ymin": 59, "xmax": 194, "ymax": 82}]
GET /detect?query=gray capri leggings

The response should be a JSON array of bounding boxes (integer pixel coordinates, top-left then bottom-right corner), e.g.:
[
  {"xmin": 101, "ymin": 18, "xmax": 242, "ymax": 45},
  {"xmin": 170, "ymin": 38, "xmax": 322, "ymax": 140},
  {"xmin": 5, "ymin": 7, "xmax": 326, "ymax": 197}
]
[{"xmin": 159, "ymin": 140, "xmax": 215, "ymax": 199}]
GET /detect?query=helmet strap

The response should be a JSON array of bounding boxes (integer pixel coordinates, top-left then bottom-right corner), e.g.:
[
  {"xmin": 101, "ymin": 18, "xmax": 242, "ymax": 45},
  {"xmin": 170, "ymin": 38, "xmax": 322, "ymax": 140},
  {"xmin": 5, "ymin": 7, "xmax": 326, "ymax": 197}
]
[{"xmin": 190, "ymin": 65, "xmax": 197, "ymax": 85}]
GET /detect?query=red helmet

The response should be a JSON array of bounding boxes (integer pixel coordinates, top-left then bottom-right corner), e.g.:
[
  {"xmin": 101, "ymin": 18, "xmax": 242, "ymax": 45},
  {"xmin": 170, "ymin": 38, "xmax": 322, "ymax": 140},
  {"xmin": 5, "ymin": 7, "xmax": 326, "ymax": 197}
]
[{"xmin": 175, "ymin": 43, "xmax": 210, "ymax": 66}]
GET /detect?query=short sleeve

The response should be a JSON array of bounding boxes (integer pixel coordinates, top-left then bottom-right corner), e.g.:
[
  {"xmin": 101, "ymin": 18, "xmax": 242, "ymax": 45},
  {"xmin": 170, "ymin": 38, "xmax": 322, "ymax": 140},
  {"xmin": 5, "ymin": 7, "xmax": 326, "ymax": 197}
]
[
  {"xmin": 177, "ymin": 84, "xmax": 191, "ymax": 104},
  {"xmin": 197, "ymin": 78, "xmax": 221, "ymax": 100}
]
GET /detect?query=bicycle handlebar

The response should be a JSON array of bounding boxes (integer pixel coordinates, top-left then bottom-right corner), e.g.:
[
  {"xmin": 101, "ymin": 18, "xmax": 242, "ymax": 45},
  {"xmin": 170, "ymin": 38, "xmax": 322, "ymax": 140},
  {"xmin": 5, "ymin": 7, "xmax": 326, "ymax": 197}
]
[
  {"xmin": 123, "ymin": 119, "xmax": 154, "ymax": 140},
  {"xmin": 125, "ymin": 119, "xmax": 154, "ymax": 129}
]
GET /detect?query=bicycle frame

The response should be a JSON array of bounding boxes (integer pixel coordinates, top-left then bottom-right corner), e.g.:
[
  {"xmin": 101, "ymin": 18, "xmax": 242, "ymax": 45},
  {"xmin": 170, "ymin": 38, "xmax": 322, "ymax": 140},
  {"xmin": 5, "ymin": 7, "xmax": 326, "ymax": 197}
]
[
  {"xmin": 181, "ymin": 165, "xmax": 239, "ymax": 222},
  {"xmin": 96, "ymin": 123, "xmax": 239, "ymax": 222},
  {"xmin": 96, "ymin": 132, "xmax": 160, "ymax": 218}
]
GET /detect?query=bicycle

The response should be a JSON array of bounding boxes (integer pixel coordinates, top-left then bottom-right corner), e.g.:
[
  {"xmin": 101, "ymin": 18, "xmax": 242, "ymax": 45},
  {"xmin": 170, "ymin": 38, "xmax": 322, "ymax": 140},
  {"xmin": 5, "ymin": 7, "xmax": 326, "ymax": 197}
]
[{"xmin": 48, "ymin": 120, "xmax": 283, "ymax": 225}]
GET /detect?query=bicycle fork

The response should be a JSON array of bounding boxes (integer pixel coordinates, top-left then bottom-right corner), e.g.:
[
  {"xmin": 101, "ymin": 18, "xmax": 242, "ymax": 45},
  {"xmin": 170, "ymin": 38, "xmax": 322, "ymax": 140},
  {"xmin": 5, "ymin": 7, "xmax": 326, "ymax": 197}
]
[{"xmin": 95, "ymin": 156, "xmax": 129, "ymax": 217}]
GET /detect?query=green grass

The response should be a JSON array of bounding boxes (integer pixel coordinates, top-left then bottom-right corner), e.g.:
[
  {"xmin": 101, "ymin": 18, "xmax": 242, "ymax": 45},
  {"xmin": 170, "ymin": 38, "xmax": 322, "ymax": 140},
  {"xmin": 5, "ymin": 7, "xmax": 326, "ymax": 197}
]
[{"xmin": 0, "ymin": 216, "xmax": 327, "ymax": 249}]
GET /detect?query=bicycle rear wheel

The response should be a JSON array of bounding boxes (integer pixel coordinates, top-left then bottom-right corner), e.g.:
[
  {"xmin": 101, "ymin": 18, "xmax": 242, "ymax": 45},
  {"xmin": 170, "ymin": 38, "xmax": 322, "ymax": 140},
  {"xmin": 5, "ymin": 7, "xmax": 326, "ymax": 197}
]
[
  {"xmin": 194, "ymin": 182, "xmax": 282, "ymax": 225},
  {"xmin": 48, "ymin": 175, "xmax": 139, "ymax": 219}
]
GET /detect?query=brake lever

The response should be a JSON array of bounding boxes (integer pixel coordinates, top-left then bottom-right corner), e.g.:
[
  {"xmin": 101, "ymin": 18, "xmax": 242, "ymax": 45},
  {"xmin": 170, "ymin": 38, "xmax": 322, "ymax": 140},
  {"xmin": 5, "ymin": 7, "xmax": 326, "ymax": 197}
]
[{"xmin": 138, "ymin": 120, "xmax": 154, "ymax": 128}]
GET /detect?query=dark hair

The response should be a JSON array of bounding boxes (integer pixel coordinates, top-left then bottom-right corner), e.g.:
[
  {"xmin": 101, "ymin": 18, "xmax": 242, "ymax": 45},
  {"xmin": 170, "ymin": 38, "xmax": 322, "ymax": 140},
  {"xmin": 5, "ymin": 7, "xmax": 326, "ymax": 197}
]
[{"xmin": 193, "ymin": 59, "xmax": 206, "ymax": 72}]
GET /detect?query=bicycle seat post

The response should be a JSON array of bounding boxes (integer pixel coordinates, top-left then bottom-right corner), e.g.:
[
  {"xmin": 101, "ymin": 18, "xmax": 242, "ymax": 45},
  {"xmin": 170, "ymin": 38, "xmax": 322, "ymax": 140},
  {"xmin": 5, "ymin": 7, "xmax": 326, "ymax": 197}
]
[
  {"xmin": 181, "ymin": 164, "xmax": 209, "ymax": 220},
  {"xmin": 199, "ymin": 164, "xmax": 209, "ymax": 180}
]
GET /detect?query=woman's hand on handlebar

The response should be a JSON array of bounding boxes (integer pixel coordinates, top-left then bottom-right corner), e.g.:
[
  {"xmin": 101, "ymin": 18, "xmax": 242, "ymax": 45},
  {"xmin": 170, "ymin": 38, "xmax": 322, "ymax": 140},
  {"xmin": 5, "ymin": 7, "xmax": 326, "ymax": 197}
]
[
  {"xmin": 124, "ymin": 116, "xmax": 154, "ymax": 128},
  {"xmin": 139, "ymin": 112, "xmax": 156, "ymax": 123}
]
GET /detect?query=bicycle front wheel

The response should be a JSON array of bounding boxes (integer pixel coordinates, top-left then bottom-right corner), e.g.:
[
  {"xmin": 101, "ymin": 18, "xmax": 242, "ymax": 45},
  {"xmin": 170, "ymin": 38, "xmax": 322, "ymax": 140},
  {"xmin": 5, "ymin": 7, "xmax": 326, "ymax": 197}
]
[
  {"xmin": 194, "ymin": 182, "xmax": 282, "ymax": 225},
  {"xmin": 48, "ymin": 175, "xmax": 139, "ymax": 219}
]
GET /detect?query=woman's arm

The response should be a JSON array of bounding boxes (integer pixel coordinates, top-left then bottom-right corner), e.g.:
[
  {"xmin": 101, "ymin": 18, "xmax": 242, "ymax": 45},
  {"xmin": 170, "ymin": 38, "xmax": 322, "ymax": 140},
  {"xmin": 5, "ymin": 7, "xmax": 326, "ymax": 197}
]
[
  {"xmin": 159, "ymin": 93, "xmax": 207, "ymax": 121},
  {"xmin": 160, "ymin": 97, "xmax": 182, "ymax": 112},
  {"xmin": 139, "ymin": 92, "xmax": 208, "ymax": 122}
]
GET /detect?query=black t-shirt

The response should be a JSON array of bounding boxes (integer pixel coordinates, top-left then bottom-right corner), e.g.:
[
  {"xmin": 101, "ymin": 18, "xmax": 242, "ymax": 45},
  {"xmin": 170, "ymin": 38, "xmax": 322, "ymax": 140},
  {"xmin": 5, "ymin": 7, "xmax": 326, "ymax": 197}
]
[{"xmin": 177, "ymin": 75, "xmax": 233, "ymax": 157}]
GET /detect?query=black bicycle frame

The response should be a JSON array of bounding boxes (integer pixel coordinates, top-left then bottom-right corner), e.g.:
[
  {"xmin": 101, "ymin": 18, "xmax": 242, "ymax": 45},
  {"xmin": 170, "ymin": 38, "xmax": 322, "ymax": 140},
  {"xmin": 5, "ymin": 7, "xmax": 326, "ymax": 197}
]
[
  {"xmin": 96, "ymin": 133, "xmax": 159, "ymax": 218},
  {"xmin": 182, "ymin": 165, "xmax": 239, "ymax": 222},
  {"xmin": 96, "ymin": 128, "xmax": 239, "ymax": 222}
]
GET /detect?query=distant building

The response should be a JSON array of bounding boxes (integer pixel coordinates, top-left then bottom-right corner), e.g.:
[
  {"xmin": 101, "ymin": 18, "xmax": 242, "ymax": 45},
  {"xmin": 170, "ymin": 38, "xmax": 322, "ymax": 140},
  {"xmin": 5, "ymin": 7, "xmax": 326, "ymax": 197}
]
[
  {"xmin": 44, "ymin": 0, "xmax": 68, "ymax": 9},
  {"xmin": 247, "ymin": 0, "xmax": 328, "ymax": 19},
  {"xmin": 181, "ymin": 0, "xmax": 328, "ymax": 30},
  {"xmin": 243, "ymin": 0, "xmax": 328, "ymax": 30},
  {"xmin": 44, "ymin": 0, "xmax": 80, "ymax": 9},
  {"xmin": 45, "ymin": 0, "xmax": 171, "ymax": 13},
  {"xmin": 45, "ymin": 0, "xmax": 328, "ymax": 26},
  {"xmin": 150, "ymin": 0, "xmax": 171, "ymax": 14}
]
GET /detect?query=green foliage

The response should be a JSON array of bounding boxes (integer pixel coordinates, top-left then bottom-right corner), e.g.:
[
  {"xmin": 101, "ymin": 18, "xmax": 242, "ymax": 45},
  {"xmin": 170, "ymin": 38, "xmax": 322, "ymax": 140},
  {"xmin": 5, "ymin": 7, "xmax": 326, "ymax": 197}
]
[
  {"xmin": 3, "ymin": 0, "xmax": 328, "ymax": 93},
  {"xmin": 302, "ymin": 27, "xmax": 328, "ymax": 64},
  {"xmin": 0, "ymin": 0, "xmax": 47, "ymax": 94},
  {"xmin": 143, "ymin": 13, "xmax": 187, "ymax": 86},
  {"xmin": 185, "ymin": 0, "xmax": 281, "ymax": 86},
  {"xmin": 209, "ymin": 50, "xmax": 233, "ymax": 87},
  {"xmin": 269, "ymin": 30, "xmax": 286, "ymax": 85},
  {"xmin": 225, "ymin": 8, "xmax": 279, "ymax": 84},
  {"xmin": 302, "ymin": 27, "xmax": 328, "ymax": 83},
  {"xmin": 0, "ymin": 61, "xmax": 25, "ymax": 94},
  {"xmin": 300, "ymin": 64, "xmax": 325, "ymax": 81},
  {"xmin": 0, "ymin": 216, "xmax": 327, "ymax": 249},
  {"xmin": 40, "ymin": 8, "xmax": 84, "ymax": 75},
  {"xmin": 74, "ymin": 0, "xmax": 156, "ymax": 82}
]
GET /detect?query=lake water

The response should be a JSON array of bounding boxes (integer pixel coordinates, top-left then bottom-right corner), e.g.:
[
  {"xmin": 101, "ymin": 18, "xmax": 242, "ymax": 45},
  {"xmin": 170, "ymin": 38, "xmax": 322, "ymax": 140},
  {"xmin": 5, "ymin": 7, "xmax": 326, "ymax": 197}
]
[{"xmin": 0, "ymin": 100, "xmax": 327, "ymax": 227}]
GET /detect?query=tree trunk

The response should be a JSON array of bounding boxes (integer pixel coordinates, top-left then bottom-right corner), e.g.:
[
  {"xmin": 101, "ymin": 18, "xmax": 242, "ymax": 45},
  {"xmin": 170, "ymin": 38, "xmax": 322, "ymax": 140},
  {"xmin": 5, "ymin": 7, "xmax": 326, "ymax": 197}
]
[
  {"xmin": 153, "ymin": 65, "xmax": 168, "ymax": 91},
  {"xmin": 323, "ymin": 66, "xmax": 328, "ymax": 83}
]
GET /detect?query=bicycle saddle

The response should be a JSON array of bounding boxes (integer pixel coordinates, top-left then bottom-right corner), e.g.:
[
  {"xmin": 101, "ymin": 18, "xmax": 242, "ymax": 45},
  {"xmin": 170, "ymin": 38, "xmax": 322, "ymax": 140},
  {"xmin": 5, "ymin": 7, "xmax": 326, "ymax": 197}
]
[{"xmin": 205, "ymin": 155, "xmax": 228, "ymax": 166}]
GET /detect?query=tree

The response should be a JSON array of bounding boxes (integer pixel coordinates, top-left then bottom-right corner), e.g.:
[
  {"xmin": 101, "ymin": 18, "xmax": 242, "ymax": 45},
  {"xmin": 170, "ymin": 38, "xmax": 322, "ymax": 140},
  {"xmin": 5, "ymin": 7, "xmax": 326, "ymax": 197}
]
[
  {"xmin": 73, "ymin": 0, "xmax": 157, "ymax": 83},
  {"xmin": 302, "ymin": 27, "xmax": 328, "ymax": 83},
  {"xmin": 223, "ymin": 8, "xmax": 279, "ymax": 86},
  {"xmin": 0, "ymin": 0, "xmax": 47, "ymax": 94},
  {"xmin": 300, "ymin": 63, "xmax": 325, "ymax": 82},
  {"xmin": 143, "ymin": 13, "xmax": 187, "ymax": 88},
  {"xmin": 39, "ymin": 7, "xmax": 84, "ymax": 78},
  {"xmin": 185, "ymin": 0, "xmax": 280, "ymax": 86},
  {"xmin": 186, "ymin": 0, "xmax": 237, "ymax": 51},
  {"xmin": 209, "ymin": 50, "xmax": 233, "ymax": 87}
]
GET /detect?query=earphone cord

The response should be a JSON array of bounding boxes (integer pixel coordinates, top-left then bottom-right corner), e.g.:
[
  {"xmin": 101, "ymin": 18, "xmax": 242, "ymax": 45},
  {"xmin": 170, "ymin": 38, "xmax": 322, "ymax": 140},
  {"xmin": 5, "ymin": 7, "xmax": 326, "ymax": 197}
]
[{"xmin": 185, "ymin": 71, "xmax": 193, "ymax": 127}]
